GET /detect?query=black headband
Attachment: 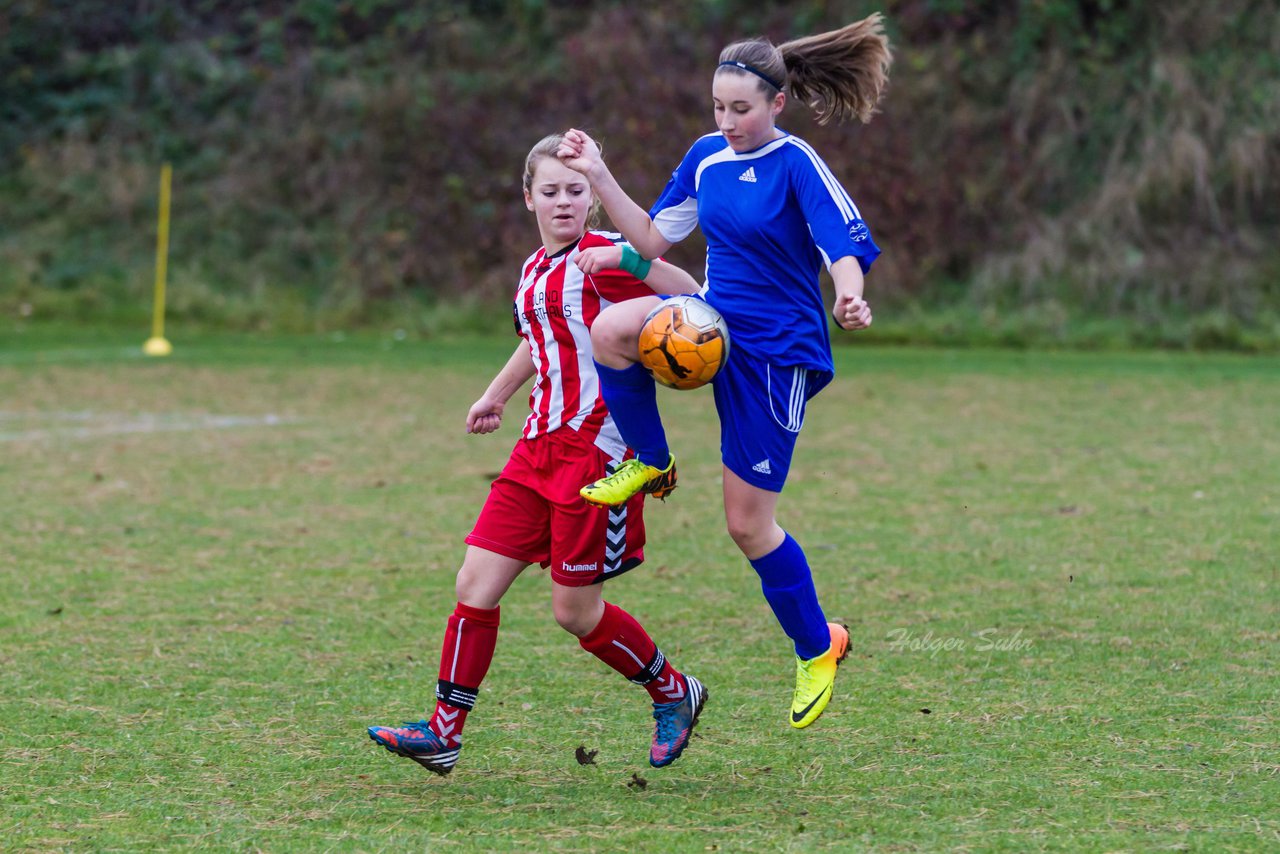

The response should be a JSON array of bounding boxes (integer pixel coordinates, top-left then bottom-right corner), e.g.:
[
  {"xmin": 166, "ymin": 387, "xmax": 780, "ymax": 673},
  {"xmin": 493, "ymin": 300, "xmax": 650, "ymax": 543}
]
[{"xmin": 717, "ymin": 60, "xmax": 784, "ymax": 92}]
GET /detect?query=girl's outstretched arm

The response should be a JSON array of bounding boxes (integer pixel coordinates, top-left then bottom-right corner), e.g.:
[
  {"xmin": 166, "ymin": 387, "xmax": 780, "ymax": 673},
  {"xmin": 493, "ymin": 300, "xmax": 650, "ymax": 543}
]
[{"xmin": 557, "ymin": 128, "xmax": 674, "ymax": 261}]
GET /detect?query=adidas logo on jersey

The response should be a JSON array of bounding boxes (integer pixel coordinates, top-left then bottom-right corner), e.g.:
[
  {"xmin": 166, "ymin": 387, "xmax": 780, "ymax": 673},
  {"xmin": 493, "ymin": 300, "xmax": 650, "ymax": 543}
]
[
  {"xmin": 738, "ymin": 166, "xmax": 758, "ymax": 183},
  {"xmin": 752, "ymin": 458, "xmax": 772, "ymax": 474}
]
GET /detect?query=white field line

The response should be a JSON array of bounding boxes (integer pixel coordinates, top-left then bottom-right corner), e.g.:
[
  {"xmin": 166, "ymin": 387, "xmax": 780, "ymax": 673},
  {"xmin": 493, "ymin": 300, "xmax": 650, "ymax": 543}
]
[
  {"xmin": 0, "ymin": 412, "xmax": 297, "ymax": 443},
  {"xmin": 0, "ymin": 411, "xmax": 99, "ymax": 422},
  {"xmin": 0, "ymin": 347, "xmax": 148, "ymax": 366}
]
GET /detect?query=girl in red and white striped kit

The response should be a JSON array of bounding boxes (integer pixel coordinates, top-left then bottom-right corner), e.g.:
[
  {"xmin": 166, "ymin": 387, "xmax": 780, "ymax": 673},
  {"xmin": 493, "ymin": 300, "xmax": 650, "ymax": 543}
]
[{"xmin": 368, "ymin": 134, "xmax": 707, "ymax": 774}]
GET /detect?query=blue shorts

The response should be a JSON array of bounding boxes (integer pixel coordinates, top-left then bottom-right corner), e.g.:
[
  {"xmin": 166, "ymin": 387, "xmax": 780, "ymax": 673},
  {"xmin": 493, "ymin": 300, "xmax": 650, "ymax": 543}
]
[{"xmin": 712, "ymin": 346, "xmax": 832, "ymax": 492}]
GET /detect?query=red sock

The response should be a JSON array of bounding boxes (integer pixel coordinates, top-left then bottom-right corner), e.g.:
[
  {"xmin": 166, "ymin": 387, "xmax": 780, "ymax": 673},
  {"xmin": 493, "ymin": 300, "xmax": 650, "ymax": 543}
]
[
  {"xmin": 579, "ymin": 602, "xmax": 688, "ymax": 704},
  {"xmin": 429, "ymin": 602, "xmax": 500, "ymax": 746}
]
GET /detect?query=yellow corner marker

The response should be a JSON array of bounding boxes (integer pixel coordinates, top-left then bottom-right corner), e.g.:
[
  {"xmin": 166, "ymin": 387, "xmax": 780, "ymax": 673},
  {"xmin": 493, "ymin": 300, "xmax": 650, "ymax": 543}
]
[
  {"xmin": 143, "ymin": 336, "xmax": 172, "ymax": 356},
  {"xmin": 144, "ymin": 163, "xmax": 173, "ymax": 357}
]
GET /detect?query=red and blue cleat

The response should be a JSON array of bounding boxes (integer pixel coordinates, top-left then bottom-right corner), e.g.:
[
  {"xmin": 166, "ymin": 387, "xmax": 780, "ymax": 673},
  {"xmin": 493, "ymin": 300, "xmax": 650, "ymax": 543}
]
[
  {"xmin": 367, "ymin": 721, "xmax": 460, "ymax": 776},
  {"xmin": 649, "ymin": 675, "xmax": 707, "ymax": 768}
]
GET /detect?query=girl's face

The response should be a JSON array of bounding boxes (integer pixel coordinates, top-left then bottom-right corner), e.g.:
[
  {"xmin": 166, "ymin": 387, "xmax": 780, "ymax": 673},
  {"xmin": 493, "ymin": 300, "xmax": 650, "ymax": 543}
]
[
  {"xmin": 712, "ymin": 72, "xmax": 785, "ymax": 153},
  {"xmin": 525, "ymin": 156, "xmax": 593, "ymax": 252}
]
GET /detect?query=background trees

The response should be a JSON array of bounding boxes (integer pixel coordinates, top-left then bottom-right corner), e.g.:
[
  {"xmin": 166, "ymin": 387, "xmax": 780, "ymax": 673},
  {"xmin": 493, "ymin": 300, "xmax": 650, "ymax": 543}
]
[{"xmin": 3, "ymin": 1, "xmax": 1277, "ymax": 345}]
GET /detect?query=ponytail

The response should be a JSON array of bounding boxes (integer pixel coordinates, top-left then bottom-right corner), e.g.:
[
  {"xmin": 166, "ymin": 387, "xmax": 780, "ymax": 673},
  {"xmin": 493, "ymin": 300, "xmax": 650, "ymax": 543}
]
[
  {"xmin": 718, "ymin": 13, "xmax": 892, "ymax": 126},
  {"xmin": 780, "ymin": 13, "xmax": 892, "ymax": 125}
]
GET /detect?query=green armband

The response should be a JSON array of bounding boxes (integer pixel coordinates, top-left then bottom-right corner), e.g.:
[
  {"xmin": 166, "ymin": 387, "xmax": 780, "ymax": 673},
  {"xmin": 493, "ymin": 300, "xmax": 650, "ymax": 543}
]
[{"xmin": 619, "ymin": 245, "xmax": 652, "ymax": 281}]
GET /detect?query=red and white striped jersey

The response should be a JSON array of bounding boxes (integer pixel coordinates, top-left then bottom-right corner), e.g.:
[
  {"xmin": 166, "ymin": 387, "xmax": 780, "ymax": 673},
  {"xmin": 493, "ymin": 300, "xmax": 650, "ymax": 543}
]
[{"xmin": 513, "ymin": 231, "xmax": 654, "ymax": 460}]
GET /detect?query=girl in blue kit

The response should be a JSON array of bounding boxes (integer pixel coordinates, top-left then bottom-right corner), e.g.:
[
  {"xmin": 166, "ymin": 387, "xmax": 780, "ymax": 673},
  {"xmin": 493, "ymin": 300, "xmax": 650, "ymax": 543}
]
[{"xmin": 558, "ymin": 14, "xmax": 891, "ymax": 729}]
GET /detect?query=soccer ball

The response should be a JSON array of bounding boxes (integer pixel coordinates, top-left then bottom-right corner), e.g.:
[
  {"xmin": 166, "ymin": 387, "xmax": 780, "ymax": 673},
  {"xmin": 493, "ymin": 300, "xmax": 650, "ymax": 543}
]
[{"xmin": 637, "ymin": 295, "xmax": 731, "ymax": 390}]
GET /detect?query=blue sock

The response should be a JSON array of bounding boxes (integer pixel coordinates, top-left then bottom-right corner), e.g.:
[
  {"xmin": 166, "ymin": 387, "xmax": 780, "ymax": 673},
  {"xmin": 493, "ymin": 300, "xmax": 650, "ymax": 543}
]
[
  {"xmin": 595, "ymin": 361, "xmax": 669, "ymax": 468},
  {"xmin": 750, "ymin": 533, "xmax": 830, "ymax": 660}
]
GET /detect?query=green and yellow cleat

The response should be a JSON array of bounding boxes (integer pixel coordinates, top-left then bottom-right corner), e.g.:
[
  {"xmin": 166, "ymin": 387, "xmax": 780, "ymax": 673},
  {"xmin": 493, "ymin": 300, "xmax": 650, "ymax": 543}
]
[
  {"xmin": 580, "ymin": 454, "xmax": 678, "ymax": 507},
  {"xmin": 790, "ymin": 623, "xmax": 851, "ymax": 729}
]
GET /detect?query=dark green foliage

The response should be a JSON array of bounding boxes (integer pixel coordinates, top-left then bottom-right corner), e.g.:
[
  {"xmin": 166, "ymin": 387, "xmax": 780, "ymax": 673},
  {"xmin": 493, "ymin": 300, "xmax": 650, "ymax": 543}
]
[{"xmin": 1, "ymin": 1, "xmax": 1277, "ymax": 346}]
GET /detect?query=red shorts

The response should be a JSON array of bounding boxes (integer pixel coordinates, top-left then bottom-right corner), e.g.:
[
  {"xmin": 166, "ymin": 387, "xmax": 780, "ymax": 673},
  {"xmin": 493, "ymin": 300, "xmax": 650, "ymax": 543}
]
[{"xmin": 465, "ymin": 430, "xmax": 646, "ymax": 587}]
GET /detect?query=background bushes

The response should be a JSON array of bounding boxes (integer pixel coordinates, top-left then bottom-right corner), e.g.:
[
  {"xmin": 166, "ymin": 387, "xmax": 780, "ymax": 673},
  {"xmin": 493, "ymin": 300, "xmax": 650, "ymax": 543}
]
[{"xmin": 2, "ymin": 0, "xmax": 1277, "ymax": 347}]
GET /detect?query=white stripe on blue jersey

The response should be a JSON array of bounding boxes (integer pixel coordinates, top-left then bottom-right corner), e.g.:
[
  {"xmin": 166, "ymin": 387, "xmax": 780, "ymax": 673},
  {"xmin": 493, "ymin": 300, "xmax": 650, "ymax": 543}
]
[
  {"xmin": 693, "ymin": 135, "xmax": 789, "ymax": 188},
  {"xmin": 785, "ymin": 136, "xmax": 862, "ymax": 221}
]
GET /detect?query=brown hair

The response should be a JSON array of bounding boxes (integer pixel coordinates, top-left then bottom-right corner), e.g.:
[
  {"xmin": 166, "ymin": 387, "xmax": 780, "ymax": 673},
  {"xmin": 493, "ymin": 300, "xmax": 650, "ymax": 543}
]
[
  {"xmin": 522, "ymin": 133, "xmax": 566, "ymax": 194},
  {"xmin": 717, "ymin": 13, "xmax": 892, "ymax": 125},
  {"xmin": 522, "ymin": 133, "xmax": 602, "ymax": 228}
]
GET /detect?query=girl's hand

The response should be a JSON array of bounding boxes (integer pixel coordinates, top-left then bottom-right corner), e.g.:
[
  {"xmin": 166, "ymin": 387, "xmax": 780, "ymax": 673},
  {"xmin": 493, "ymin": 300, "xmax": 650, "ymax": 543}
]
[
  {"xmin": 833, "ymin": 294, "xmax": 873, "ymax": 331},
  {"xmin": 557, "ymin": 128, "xmax": 603, "ymax": 178},
  {"xmin": 575, "ymin": 245, "xmax": 623, "ymax": 274},
  {"xmin": 465, "ymin": 397, "xmax": 504, "ymax": 434}
]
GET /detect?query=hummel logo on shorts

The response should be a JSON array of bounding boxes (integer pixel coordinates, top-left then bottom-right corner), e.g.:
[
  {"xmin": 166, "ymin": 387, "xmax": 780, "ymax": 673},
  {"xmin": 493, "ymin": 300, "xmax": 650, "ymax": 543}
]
[
  {"xmin": 739, "ymin": 167, "xmax": 758, "ymax": 183},
  {"xmin": 752, "ymin": 458, "xmax": 772, "ymax": 474}
]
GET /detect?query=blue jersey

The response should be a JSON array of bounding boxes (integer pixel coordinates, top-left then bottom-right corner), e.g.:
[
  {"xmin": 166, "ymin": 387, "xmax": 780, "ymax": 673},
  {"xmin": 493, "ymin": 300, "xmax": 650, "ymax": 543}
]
[{"xmin": 650, "ymin": 131, "xmax": 880, "ymax": 372}]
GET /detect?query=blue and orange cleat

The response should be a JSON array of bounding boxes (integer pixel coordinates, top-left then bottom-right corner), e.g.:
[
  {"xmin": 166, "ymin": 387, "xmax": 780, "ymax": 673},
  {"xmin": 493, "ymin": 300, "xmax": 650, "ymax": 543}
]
[
  {"xmin": 367, "ymin": 721, "xmax": 460, "ymax": 776},
  {"xmin": 649, "ymin": 675, "xmax": 707, "ymax": 768}
]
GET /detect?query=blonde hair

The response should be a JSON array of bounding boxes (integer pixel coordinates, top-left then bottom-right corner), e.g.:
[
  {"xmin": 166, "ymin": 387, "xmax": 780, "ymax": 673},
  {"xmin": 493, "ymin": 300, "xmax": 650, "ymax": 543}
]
[
  {"xmin": 717, "ymin": 13, "xmax": 892, "ymax": 125},
  {"xmin": 522, "ymin": 133, "xmax": 602, "ymax": 228}
]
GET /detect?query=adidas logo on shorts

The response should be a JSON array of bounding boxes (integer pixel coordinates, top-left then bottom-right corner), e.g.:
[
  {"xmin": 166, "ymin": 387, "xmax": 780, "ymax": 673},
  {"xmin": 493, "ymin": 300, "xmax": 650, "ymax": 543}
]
[{"xmin": 752, "ymin": 458, "xmax": 772, "ymax": 474}]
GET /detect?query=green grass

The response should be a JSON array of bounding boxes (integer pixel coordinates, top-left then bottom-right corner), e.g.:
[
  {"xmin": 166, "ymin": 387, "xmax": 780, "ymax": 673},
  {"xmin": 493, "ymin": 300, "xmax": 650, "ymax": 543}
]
[{"xmin": 1, "ymin": 328, "xmax": 1277, "ymax": 852}]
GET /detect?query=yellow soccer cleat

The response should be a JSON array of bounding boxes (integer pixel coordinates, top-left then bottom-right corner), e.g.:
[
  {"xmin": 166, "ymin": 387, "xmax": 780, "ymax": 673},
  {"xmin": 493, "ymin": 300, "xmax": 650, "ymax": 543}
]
[
  {"xmin": 790, "ymin": 623, "xmax": 851, "ymax": 729},
  {"xmin": 580, "ymin": 454, "xmax": 678, "ymax": 507}
]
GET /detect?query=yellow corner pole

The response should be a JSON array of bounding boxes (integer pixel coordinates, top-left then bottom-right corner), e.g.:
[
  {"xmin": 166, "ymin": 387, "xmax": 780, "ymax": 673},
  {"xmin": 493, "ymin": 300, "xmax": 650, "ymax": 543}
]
[{"xmin": 143, "ymin": 163, "xmax": 173, "ymax": 356}]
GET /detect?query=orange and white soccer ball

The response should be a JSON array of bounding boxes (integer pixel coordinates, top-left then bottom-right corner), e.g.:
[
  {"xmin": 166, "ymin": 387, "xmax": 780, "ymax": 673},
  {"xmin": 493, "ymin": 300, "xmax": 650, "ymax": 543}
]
[{"xmin": 637, "ymin": 295, "xmax": 731, "ymax": 390}]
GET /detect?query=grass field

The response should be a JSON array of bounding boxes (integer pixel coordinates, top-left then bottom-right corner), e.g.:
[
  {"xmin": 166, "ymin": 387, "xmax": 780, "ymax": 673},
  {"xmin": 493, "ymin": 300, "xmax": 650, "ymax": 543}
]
[{"xmin": 1, "ymin": 327, "xmax": 1277, "ymax": 852}]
